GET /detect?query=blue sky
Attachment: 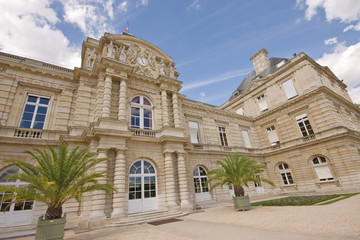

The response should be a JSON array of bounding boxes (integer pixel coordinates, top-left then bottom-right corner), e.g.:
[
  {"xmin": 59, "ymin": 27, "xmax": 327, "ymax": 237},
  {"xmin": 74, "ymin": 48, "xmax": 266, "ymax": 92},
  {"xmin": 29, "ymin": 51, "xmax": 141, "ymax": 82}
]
[{"xmin": 1, "ymin": 0, "xmax": 359, "ymax": 105}]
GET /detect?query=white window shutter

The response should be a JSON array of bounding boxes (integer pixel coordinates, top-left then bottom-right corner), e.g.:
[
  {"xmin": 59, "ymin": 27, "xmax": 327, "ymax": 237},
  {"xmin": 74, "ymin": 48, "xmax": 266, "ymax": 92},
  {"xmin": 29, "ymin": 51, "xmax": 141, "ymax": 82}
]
[
  {"xmin": 282, "ymin": 79, "xmax": 297, "ymax": 99},
  {"xmin": 189, "ymin": 122, "xmax": 199, "ymax": 143},
  {"xmin": 267, "ymin": 130, "xmax": 279, "ymax": 144},
  {"xmin": 314, "ymin": 165, "xmax": 333, "ymax": 180},
  {"xmin": 258, "ymin": 98, "xmax": 268, "ymax": 111},
  {"xmin": 242, "ymin": 130, "xmax": 251, "ymax": 148}
]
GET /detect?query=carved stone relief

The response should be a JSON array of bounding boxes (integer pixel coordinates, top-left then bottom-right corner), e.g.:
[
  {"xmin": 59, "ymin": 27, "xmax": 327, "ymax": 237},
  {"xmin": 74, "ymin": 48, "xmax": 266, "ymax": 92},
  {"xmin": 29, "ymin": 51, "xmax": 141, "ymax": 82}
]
[{"xmin": 84, "ymin": 48, "xmax": 97, "ymax": 69}]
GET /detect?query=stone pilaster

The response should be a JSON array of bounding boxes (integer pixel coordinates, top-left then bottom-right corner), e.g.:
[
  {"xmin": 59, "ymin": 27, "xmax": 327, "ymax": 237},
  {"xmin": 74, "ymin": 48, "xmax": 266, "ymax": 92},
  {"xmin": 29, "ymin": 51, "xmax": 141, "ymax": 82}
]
[
  {"xmin": 177, "ymin": 153, "xmax": 191, "ymax": 208},
  {"xmin": 164, "ymin": 152, "xmax": 177, "ymax": 208},
  {"xmin": 102, "ymin": 75, "xmax": 112, "ymax": 118},
  {"xmin": 90, "ymin": 149, "xmax": 108, "ymax": 221},
  {"xmin": 172, "ymin": 92, "xmax": 180, "ymax": 128},
  {"xmin": 118, "ymin": 79, "xmax": 127, "ymax": 120},
  {"xmin": 161, "ymin": 90, "xmax": 169, "ymax": 127},
  {"xmin": 111, "ymin": 149, "xmax": 127, "ymax": 218}
]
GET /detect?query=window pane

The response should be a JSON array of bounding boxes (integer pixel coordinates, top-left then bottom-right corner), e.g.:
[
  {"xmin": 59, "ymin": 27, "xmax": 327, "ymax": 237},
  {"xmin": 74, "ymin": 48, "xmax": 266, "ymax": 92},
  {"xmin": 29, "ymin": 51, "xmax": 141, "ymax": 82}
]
[
  {"xmin": 143, "ymin": 97, "xmax": 151, "ymax": 106},
  {"xmin": 35, "ymin": 114, "xmax": 46, "ymax": 122},
  {"xmin": 144, "ymin": 109, "xmax": 152, "ymax": 118},
  {"xmin": 23, "ymin": 201, "xmax": 33, "ymax": 210},
  {"xmin": 22, "ymin": 112, "xmax": 34, "ymax": 121},
  {"xmin": 144, "ymin": 118, "xmax": 150, "ymax": 128},
  {"xmin": 312, "ymin": 157, "xmax": 319, "ymax": 165},
  {"xmin": 24, "ymin": 105, "xmax": 35, "ymax": 112},
  {"xmin": 27, "ymin": 96, "xmax": 37, "ymax": 102},
  {"xmin": 39, "ymin": 98, "xmax": 49, "ymax": 105},
  {"xmin": 19, "ymin": 120, "xmax": 31, "ymax": 128},
  {"xmin": 33, "ymin": 122, "xmax": 44, "ymax": 129},
  {"xmin": 37, "ymin": 106, "xmax": 47, "ymax": 114},
  {"xmin": 131, "ymin": 96, "xmax": 140, "ymax": 103},
  {"xmin": 131, "ymin": 107, "xmax": 140, "ymax": 116}
]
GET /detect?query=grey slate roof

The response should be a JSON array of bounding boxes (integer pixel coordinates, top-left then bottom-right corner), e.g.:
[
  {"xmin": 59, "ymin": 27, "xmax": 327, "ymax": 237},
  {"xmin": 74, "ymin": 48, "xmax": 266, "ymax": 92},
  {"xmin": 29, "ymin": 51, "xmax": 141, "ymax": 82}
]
[{"xmin": 229, "ymin": 57, "xmax": 288, "ymax": 100}]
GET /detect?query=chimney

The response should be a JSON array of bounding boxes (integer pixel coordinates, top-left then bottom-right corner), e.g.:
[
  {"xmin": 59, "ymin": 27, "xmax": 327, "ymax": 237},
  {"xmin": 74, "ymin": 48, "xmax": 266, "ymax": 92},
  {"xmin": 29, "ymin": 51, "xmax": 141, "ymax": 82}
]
[{"xmin": 250, "ymin": 49, "xmax": 270, "ymax": 75}]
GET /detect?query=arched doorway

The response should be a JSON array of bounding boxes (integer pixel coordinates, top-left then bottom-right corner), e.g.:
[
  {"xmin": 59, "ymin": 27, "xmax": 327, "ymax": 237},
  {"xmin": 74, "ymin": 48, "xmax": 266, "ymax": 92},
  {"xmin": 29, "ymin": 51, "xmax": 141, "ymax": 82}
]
[
  {"xmin": 193, "ymin": 166, "xmax": 211, "ymax": 202},
  {"xmin": 0, "ymin": 166, "xmax": 34, "ymax": 227},
  {"xmin": 128, "ymin": 160, "xmax": 157, "ymax": 214}
]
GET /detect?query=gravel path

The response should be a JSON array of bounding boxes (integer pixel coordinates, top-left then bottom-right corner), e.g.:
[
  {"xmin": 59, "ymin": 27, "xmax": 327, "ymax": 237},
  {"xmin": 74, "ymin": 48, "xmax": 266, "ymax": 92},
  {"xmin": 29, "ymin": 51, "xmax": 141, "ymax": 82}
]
[
  {"xmin": 183, "ymin": 194, "xmax": 360, "ymax": 237},
  {"xmin": 15, "ymin": 194, "xmax": 360, "ymax": 239}
]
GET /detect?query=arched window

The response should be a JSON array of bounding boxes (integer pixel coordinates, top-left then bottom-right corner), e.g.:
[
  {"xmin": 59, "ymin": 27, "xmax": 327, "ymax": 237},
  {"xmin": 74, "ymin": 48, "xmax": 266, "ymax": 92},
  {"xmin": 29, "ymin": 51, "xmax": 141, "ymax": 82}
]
[
  {"xmin": 193, "ymin": 166, "xmax": 209, "ymax": 194},
  {"xmin": 0, "ymin": 166, "xmax": 34, "ymax": 227},
  {"xmin": 130, "ymin": 96, "xmax": 153, "ymax": 130},
  {"xmin": 278, "ymin": 163, "xmax": 294, "ymax": 185},
  {"xmin": 312, "ymin": 156, "xmax": 334, "ymax": 182}
]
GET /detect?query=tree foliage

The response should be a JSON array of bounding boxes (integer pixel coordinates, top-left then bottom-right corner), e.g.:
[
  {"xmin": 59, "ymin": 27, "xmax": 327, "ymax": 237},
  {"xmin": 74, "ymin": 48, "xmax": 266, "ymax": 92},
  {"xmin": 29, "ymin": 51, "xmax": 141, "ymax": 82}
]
[
  {"xmin": 207, "ymin": 153, "xmax": 275, "ymax": 197},
  {"xmin": 0, "ymin": 142, "xmax": 117, "ymax": 220}
]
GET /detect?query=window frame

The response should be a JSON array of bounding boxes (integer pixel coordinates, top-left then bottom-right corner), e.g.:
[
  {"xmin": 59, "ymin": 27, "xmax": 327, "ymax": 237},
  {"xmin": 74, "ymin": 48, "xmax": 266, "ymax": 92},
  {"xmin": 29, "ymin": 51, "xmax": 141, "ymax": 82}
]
[
  {"xmin": 282, "ymin": 79, "xmax": 298, "ymax": 99},
  {"xmin": 311, "ymin": 156, "xmax": 334, "ymax": 182},
  {"xmin": 189, "ymin": 121, "xmax": 200, "ymax": 144},
  {"xmin": 295, "ymin": 114, "xmax": 314, "ymax": 137},
  {"xmin": 266, "ymin": 125, "xmax": 280, "ymax": 146},
  {"xmin": 257, "ymin": 94, "xmax": 268, "ymax": 112},
  {"xmin": 218, "ymin": 126, "xmax": 228, "ymax": 146},
  {"xmin": 242, "ymin": 130, "xmax": 252, "ymax": 148},
  {"xmin": 19, "ymin": 94, "xmax": 50, "ymax": 130},
  {"xmin": 278, "ymin": 163, "xmax": 295, "ymax": 186},
  {"xmin": 130, "ymin": 96, "xmax": 154, "ymax": 130}
]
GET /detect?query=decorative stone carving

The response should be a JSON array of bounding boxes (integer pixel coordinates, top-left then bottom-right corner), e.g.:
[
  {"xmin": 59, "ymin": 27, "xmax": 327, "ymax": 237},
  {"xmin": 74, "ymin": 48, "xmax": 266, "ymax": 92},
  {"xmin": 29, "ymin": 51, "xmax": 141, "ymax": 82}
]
[
  {"xmin": 159, "ymin": 59, "xmax": 165, "ymax": 75},
  {"xmin": 168, "ymin": 62, "xmax": 175, "ymax": 78},
  {"xmin": 84, "ymin": 48, "xmax": 96, "ymax": 69},
  {"xmin": 145, "ymin": 50, "xmax": 156, "ymax": 70},
  {"xmin": 127, "ymin": 44, "xmax": 140, "ymax": 64},
  {"xmin": 133, "ymin": 65, "xmax": 153, "ymax": 78},
  {"xmin": 107, "ymin": 41, "xmax": 117, "ymax": 59},
  {"xmin": 119, "ymin": 45, "xmax": 127, "ymax": 63}
]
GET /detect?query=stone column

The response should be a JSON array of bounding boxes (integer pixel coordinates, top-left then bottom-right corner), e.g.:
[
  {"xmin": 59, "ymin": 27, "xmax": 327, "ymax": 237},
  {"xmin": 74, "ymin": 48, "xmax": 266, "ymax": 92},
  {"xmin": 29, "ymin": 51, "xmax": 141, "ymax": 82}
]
[
  {"xmin": 111, "ymin": 149, "xmax": 127, "ymax": 218},
  {"xmin": 102, "ymin": 75, "xmax": 112, "ymax": 118},
  {"xmin": 90, "ymin": 149, "xmax": 108, "ymax": 221},
  {"xmin": 161, "ymin": 90, "xmax": 169, "ymax": 127},
  {"xmin": 177, "ymin": 153, "xmax": 191, "ymax": 208},
  {"xmin": 172, "ymin": 92, "xmax": 181, "ymax": 128},
  {"xmin": 164, "ymin": 152, "xmax": 176, "ymax": 208},
  {"xmin": 118, "ymin": 79, "xmax": 127, "ymax": 120}
]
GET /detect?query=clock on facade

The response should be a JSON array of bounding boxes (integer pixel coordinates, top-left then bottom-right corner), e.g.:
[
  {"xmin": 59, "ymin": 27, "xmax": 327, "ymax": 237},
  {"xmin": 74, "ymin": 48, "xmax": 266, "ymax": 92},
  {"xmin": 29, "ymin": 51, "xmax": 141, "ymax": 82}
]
[{"xmin": 137, "ymin": 57, "xmax": 148, "ymax": 66}]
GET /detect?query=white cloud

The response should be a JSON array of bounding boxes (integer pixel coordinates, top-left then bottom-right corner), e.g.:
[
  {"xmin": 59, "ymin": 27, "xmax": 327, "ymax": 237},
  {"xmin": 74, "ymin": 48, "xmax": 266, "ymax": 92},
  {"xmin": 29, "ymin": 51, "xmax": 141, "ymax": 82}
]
[
  {"xmin": 181, "ymin": 69, "xmax": 250, "ymax": 92},
  {"xmin": 118, "ymin": 1, "xmax": 128, "ymax": 12},
  {"xmin": 0, "ymin": 0, "xmax": 80, "ymax": 68},
  {"xmin": 324, "ymin": 37, "xmax": 337, "ymax": 45},
  {"xmin": 317, "ymin": 41, "xmax": 360, "ymax": 103},
  {"xmin": 187, "ymin": 0, "xmax": 201, "ymax": 11},
  {"xmin": 136, "ymin": 0, "xmax": 149, "ymax": 7},
  {"xmin": 344, "ymin": 22, "xmax": 360, "ymax": 32},
  {"xmin": 297, "ymin": 0, "xmax": 360, "ymax": 31},
  {"xmin": 62, "ymin": 0, "xmax": 116, "ymax": 38}
]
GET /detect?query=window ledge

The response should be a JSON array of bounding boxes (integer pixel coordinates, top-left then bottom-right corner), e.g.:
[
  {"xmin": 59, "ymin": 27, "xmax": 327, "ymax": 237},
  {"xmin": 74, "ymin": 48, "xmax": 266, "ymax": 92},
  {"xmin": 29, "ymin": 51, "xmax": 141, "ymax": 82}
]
[
  {"xmin": 280, "ymin": 184, "xmax": 297, "ymax": 190},
  {"xmin": 316, "ymin": 180, "xmax": 340, "ymax": 187}
]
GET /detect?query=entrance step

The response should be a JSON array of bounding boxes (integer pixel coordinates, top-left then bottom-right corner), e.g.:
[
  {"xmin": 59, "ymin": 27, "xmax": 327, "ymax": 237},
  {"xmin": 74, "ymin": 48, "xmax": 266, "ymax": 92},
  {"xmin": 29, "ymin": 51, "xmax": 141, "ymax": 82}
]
[
  {"xmin": 107, "ymin": 210, "xmax": 188, "ymax": 227},
  {"xmin": 195, "ymin": 200, "xmax": 231, "ymax": 210}
]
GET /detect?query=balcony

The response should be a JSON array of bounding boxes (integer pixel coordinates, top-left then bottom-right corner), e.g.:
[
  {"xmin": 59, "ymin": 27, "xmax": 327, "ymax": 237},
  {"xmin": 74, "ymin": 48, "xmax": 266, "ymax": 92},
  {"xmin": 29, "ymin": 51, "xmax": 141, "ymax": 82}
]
[
  {"xmin": 0, "ymin": 127, "xmax": 64, "ymax": 141},
  {"xmin": 129, "ymin": 128, "xmax": 158, "ymax": 138},
  {"xmin": 14, "ymin": 128, "xmax": 42, "ymax": 138},
  {"xmin": 302, "ymin": 134, "xmax": 316, "ymax": 142}
]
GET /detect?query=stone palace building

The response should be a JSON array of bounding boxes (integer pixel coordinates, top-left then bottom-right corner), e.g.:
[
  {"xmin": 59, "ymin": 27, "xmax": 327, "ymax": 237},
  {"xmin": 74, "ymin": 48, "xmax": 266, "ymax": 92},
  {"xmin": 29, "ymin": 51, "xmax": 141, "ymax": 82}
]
[{"xmin": 0, "ymin": 32, "xmax": 359, "ymax": 230}]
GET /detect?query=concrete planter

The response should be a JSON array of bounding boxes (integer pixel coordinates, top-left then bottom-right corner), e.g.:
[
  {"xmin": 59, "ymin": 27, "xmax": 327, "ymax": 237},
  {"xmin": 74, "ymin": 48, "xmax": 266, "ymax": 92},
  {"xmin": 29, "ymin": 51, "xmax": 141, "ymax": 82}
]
[
  {"xmin": 35, "ymin": 214, "xmax": 66, "ymax": 240},
  {"xmin": 233, "ymin": 195, "xmax": 250, "ymax": 211}
]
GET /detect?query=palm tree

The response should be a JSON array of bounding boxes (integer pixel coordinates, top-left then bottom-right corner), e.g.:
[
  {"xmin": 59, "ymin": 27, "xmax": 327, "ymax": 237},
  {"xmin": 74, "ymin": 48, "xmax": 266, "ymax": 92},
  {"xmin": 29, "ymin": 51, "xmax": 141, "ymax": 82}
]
[
  {"xmin": 0, "ymin": 142, "xmax": 116, "ymax": 220},
  {"xmin": 207, "ymin": 153, "xmax": 275, "ymax": 197}
]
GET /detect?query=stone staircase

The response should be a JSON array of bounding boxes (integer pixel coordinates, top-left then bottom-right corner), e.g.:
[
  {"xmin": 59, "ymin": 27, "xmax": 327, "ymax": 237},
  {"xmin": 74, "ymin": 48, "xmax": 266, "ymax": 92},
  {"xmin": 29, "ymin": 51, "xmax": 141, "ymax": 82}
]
[{"xmin": 107, "ymin": 210, "xmax": 188, "ymax": 227}]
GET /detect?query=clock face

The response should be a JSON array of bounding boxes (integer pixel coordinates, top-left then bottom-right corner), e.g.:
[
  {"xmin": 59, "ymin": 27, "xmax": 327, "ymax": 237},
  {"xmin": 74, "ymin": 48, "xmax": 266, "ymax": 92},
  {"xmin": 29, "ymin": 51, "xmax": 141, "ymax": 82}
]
[{"xmin": 137, "ymin": 57, "xmax": 148, "ymax": 66}]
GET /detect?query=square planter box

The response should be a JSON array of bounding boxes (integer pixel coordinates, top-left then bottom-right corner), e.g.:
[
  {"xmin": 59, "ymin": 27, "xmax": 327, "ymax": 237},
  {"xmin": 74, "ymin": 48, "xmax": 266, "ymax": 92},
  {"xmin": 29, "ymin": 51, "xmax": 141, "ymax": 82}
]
[
  {"xmin": 233, "ymin": 195, "xmax": 250, "ymax": 211},
  {"xmin": 35, "ymin": 214, "xmax": 66, "ymax": 240}
]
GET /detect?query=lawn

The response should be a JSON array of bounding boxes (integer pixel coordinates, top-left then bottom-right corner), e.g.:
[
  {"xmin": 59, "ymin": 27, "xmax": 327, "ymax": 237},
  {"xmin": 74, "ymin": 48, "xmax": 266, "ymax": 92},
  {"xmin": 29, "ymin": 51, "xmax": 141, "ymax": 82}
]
[{"xmin": 251, "ymin": 193, "xmax": 359, "ymax": 206}]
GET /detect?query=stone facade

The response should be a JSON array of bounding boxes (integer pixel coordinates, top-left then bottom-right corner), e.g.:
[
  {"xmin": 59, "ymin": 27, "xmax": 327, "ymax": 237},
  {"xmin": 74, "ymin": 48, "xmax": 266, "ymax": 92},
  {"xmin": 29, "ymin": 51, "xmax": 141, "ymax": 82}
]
[{"xmin": 0, "ymin": 33, "xmax": 359, "ymax": 230}]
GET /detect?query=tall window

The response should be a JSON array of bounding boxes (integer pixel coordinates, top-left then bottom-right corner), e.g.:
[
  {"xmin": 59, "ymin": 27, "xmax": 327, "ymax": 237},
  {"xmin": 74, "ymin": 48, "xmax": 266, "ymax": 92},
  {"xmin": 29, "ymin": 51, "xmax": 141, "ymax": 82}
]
[
  {"xmin": 278, "ymin": 163, "xmax": 294, "ymax": 185},
  {"xmin": 0, "ymin": 166, "xmax": 34, "ymax": 212},
  {"xmin": 296, "ymin": 114, "xmax": 314, "ymax": 137},
  {"xmin": 266, "ymin": 125, "xmax": 279, "ymax": 146},
  {"xmin": 242, "ymin": 130, "xmax": 252, "ymax": 148},
  {"xmin": 282, "ymin": 79, "xmax": 297, "ymax": 99},
  {"xmin": 130, "ymin": 96, "xmax": 153, "ymax": 130},
  {"xmin": 257, "ymin": 94, "xmax": 268, "ymax": 112},
  {"xmin": 218, "ymin": 127, "xmax": 228, "ymax": 146},
  {"xmin": 193, "ymin": 166, "xmax": 209, "ymax": 194},
  {"xmin": 19, "ymin": 95, "xmax": 50, "ymax": 129},
  {"xmin": 312, "ymin": 156, "xmax": 334, "ymax": 182},
  {"xmin": 189, "ymin": 121, "xmax": 200, "ymax": 143}
]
